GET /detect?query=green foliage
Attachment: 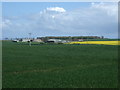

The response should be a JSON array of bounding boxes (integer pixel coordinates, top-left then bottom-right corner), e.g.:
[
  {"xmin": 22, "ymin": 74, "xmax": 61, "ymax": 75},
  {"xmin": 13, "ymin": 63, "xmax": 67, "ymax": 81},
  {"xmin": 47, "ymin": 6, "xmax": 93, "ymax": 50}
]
[
  {"xmin": 86, "ymin": 39, "xmax": 119, "ymax": 41},
  {"xmin": 2, "ymin": 41, "xmax": 118, "ymax": 88}
]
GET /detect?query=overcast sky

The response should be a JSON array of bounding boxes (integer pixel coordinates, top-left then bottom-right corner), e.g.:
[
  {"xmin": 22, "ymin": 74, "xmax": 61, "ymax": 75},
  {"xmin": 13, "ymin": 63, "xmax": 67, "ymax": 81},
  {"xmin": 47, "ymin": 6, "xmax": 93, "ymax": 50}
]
[{"xmin": 2, "ymin": 2, "xmax": 118, "ymax": 39}]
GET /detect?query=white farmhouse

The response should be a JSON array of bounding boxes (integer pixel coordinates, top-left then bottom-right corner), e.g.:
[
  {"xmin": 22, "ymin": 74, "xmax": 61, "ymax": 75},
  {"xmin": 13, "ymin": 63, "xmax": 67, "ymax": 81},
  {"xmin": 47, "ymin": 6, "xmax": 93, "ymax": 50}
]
[
  {"xmin": 21, "ymin": 39, "xmax": 31, "ymax": 42},
  {"xmin": 33, "ymin": 39, "xmax": 43, "ymax": 42},
  {"xmin": 47, "ymin": 39, "xmax": 67, "ymax": 43}
]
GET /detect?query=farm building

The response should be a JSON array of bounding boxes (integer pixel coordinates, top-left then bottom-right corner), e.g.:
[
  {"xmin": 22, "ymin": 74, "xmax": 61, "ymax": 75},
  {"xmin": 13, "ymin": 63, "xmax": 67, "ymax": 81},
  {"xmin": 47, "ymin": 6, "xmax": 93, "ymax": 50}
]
[
  {"xmin": 72, "ymin": 39, "xmax": 84, "ymax": 41},
  {"xmin": 37, "ymin": 36, "xmax": 103, "ymax": 41},
  {"xmin": 33, "ymin": 39, "xmax": 43, "ymax": 42},
  {"xmin": 21, "ymin": 39, "xmax": 31, "ymax": 42},
  {"xmin": 12, "ymin": 40, "xmax": 19, "ymax": 42},
  {"xmin": 47, "ymin": 39, "xmax": 67, "ymax": 43}
]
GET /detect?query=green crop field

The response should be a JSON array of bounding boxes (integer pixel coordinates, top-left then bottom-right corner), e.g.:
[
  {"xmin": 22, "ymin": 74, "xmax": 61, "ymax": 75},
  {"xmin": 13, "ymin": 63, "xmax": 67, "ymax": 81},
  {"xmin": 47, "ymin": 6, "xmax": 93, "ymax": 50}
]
[{"xmin": 2, "ymin": 41, "xmax": 118, "ymax": 88}]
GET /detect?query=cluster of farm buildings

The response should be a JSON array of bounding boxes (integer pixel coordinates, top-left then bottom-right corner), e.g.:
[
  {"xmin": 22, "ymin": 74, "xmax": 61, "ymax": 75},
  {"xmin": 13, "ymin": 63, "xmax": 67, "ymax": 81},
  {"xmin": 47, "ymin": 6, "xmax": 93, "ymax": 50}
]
[{"xmin": 12, "ymin": 36, "xmax": 104, "ymax": 44}]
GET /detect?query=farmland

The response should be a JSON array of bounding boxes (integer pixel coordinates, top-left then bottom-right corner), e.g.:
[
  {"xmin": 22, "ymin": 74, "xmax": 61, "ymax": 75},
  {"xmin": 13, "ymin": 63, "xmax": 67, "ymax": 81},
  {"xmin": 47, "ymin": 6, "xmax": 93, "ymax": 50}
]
[
  {"xmin": 2, "ymin": 41, "xmax": 118, "ymax": 88},
  {"xmin": 66, "ymin": 41, "xmax": 120, "ymax": 45}
]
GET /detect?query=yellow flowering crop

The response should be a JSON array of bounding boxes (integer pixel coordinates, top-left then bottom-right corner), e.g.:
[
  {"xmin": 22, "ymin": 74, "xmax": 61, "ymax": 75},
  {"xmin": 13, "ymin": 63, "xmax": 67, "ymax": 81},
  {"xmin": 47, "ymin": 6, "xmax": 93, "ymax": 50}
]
[{"xmin": 65, "ymin": 41, "xmax": 120, "ymax": 45}]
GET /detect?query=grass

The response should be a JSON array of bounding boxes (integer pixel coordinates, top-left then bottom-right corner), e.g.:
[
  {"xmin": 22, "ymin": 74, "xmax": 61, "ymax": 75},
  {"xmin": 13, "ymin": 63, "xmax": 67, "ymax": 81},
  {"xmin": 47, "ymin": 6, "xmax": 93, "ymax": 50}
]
[{"xmin": 2, "ymin": 41, "xmax": 118, "ymax": 88}]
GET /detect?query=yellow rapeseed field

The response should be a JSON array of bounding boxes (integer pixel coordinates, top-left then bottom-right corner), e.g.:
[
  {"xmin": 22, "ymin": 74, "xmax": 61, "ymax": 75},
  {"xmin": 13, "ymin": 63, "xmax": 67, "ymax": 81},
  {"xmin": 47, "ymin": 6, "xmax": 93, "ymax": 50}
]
[{"xmin": 65, "ymin": 41, "xmax": 120, "ymax": 45}]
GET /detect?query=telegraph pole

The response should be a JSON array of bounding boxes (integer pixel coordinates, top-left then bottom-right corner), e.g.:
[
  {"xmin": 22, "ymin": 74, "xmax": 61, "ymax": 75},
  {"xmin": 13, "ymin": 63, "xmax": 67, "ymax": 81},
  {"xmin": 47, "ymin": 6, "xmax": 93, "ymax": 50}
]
[{"xmin": 29, "ymin": 33, "xmax": 32, "ymax": 46}]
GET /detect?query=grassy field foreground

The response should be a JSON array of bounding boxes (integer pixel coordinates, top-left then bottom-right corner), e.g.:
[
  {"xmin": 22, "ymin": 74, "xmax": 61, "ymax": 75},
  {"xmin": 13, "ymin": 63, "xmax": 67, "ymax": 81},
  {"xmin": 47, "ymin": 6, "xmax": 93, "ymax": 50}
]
[{"xmin": 2, "ymin": 41, "xmax": 118, "ymax": 88}]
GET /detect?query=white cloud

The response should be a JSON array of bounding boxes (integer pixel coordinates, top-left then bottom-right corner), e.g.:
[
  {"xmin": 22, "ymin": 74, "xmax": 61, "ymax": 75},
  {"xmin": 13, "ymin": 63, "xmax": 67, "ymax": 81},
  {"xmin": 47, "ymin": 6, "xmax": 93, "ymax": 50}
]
[
  {"xmin": 46, "ymin": 7, "xmax": 66, "ymax": 13},
  {"xmin": 2, "ymin": 3, "xmax": 118, "ymax": 38},
  {"xmin": 91, "ymin": 2, "xmax": 95, "ymax": 5},
  {"xmin": 91, "ymin": 2, "xmax": 118, "ymax": 16},
  {"xmin": 2, "ymin": 19, "xmax": 12, "ymax": 29}
]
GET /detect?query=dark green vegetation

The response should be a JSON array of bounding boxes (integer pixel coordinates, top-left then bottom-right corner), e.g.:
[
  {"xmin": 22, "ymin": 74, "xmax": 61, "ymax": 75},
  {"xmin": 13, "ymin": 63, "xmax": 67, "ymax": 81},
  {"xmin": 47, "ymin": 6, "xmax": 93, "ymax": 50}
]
[
  {"xmin": 86, "ymin": 39, "xmax": 120, "ymax": 41},
  {"xmin": 2, "ymin": 41, "xmax": 118, "ymax": 88}
]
